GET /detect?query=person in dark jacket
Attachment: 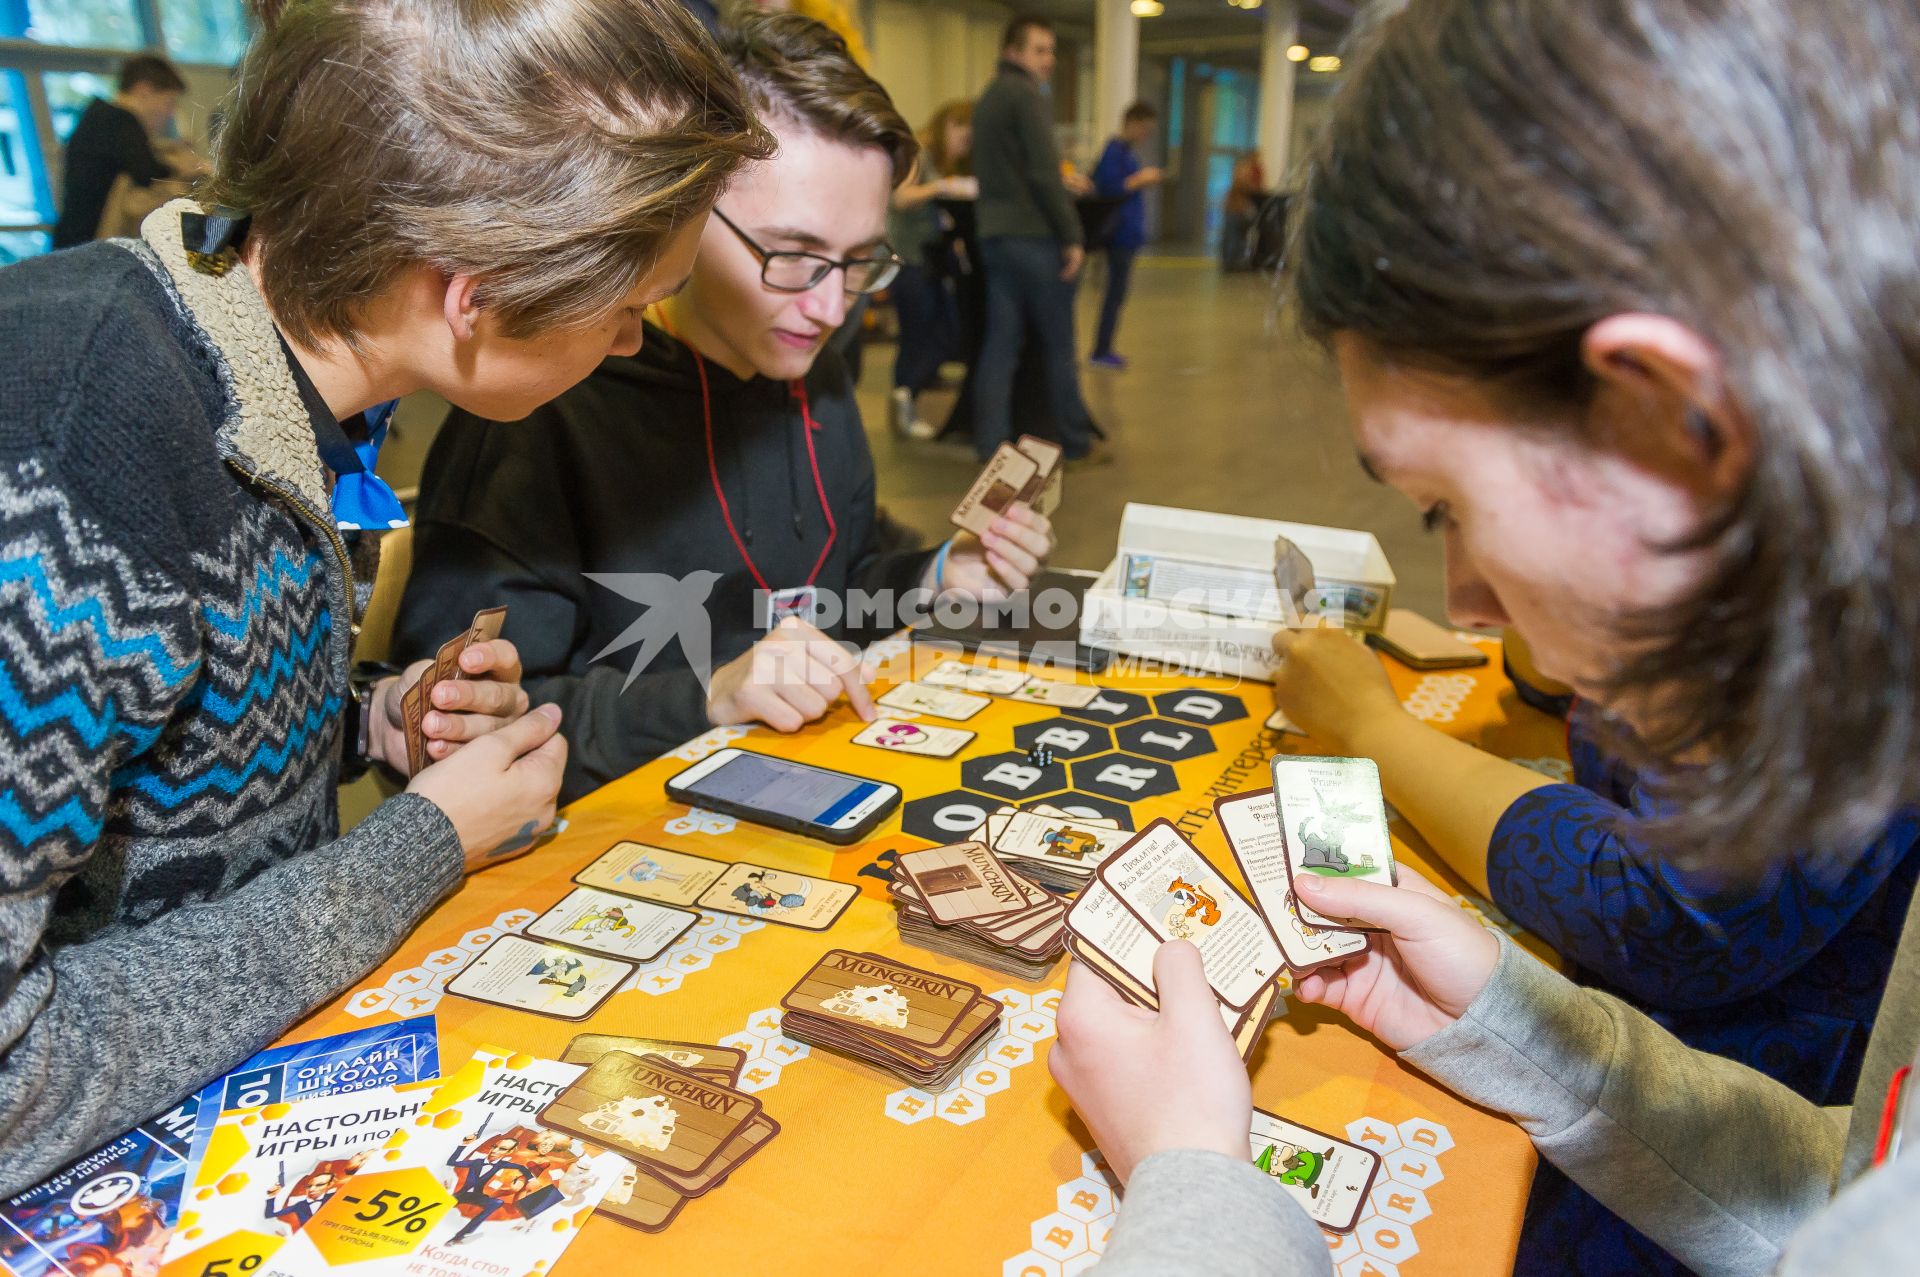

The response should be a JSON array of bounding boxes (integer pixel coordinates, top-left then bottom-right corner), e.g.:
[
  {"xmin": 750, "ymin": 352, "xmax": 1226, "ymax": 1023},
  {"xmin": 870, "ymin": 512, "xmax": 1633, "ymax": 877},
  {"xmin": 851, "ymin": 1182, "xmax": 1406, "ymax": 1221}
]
[
  {"xmin": 395, "ymin": 12, "xmax": 1057, "ymax": 804},
  {"xmin": 51, "ymin": 55, "xmax": 195, "ymax": 250},
  {"xmin": 1089, "ymin": 101, "xmax": 1165, "ymax": 369},
  {"xmin": 968, "ymin": 15, "xmax": 1099, "ymax": 462}
]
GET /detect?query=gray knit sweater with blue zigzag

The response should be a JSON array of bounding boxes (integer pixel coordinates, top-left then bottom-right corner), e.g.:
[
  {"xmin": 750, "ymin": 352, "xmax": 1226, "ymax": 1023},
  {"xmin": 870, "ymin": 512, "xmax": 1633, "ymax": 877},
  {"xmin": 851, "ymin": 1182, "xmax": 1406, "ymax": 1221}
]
[{"xmin": 0, "ymin": 204, "xmax": 462, "ymax": 1193}]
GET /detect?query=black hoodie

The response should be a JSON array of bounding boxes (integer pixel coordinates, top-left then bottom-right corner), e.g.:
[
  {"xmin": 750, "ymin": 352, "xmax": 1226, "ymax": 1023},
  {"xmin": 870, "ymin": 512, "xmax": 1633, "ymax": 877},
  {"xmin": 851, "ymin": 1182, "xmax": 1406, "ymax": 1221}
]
[{"xmin": 393, "ymin": 322, "xmax": 934, "ymax": 800}]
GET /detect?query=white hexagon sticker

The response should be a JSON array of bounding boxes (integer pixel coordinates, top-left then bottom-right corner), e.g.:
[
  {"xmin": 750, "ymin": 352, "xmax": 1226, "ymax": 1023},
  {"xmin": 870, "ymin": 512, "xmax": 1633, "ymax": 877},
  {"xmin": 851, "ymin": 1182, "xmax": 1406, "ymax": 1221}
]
[
  {"xmin": 760, "ymin": 1037, "xmax": 811, "ymax": 1066},
  {"xmin": 1395, "ymin": 1118, "xmax": 1455, "ymax": 1156},
  {"xmin": 1060, "ymin": 1255, "xmax": 1100, "ymax": 1277},
  {"xmin": 991, "ymin": 989, "xmax": 1034, "ymax": 1014},
  {"xmin": 457, "ymin": 928, "xmax": 499, "ymax": 951},
  {"xmin": 1345, "ymin": 1117, "xmax": 1404, "ymax": 1155},
  {"xmin": 1325, "ymin": 1230, "xmax": 1361, "ymax": 1264},
  {"xmin": 385, "ymin": 988, "xmax": 441, "ymax": 1019},
  {"xmin": 380, "ymin": 965, "xmax": 436, "ymax": 996},
  {"xmin": 717, "ymin": 1031, "xmax": 765, "ymax": 1059},
  {"xmin": 1002, "ymin": 1252, "xmax": 1061, "ymax": 1277},
  {"xmin": 343, "ymin": 986, "xmax": 395, "ymax": 1018},
  {"xmin": 885, "ymin": 1087, "xmax": 938, "ymax": 1125},
  {"xmin": 983, "ymin": 1036, "xmax": 1037, "ymax": 1070},
  {"xmin": 672, "ymin": 949, "xmax": 714, "ymax": 974},
  {"xmin": 1088, "ymin": 1212, "xmax": 1116, "ymax": 1254},
  {"xmin": 1382, "ymin": 1148, "xmax": 1443, "ymax": 1190},
  {"xmin": 1032, "ymin": 988, "xmax": 1064, "ymax": 1018},
  {"xmin": 953, "ymin": 1063, "xmax": 1012, "ymax": 1097},
  {"xmin": 1029, "ymin": 1213, "xmax": 1088, "ymax": 1261},
  {"xmin": 664, "ymin": 806, "xmax": 737, "ymax": 836},
  {"xmin": 1369, "ymin": 1182, "xmax": 1432, "ymax": 1227},
  {"xmin": 1056, "ymin": 1177, "xmax": 1114, "ymax": 1223},
  {"xmin": 424, "ymin": 946, "xmax": 469, "ymax": 971},
  {"xmin": 701, "ymin": 930, "xmax": 742, "ymax": 953},
  {"xmin": 632, "ymin": 969, "xmax": 684, "ymax": 996},
  {"xmin": 734, "ymin": 1058, "xmax": 783, "ymax": 1093},
  {"xmin": 1005, "ymin": 1013, "xmax": 1058, "ymax": 1045},
  {"xmin": 1078, "ymin": 1150, "xmax": 1119, "ymax": 1186},
  {"xmin": 1339, "ymin": 1254, "xmax": 1399, "ymax": 1277},
  {"xmin": 744, "ymin": 1009, "xmax": 787, "ymax": 1039},
  {"xmin": 935, "ymin": 1089, "xmax": 991, "ymax": 1127},
  {"xmin": 1356, "ymin": 1216, "xmax": 1419, "ymax": 1264},
  {"xmin": 491, "ymin": 908, "xmax": 537, "ymax": 931},
  {"xmin": 724, "ymin": 915, "xmax": 767, "ymax": 933}
]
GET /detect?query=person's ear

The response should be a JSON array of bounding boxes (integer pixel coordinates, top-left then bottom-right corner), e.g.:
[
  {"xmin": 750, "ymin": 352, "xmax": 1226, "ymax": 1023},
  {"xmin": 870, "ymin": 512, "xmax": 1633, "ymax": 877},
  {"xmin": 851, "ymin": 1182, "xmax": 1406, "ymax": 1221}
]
[
  {"xmin": 442, "ymin": 274, "xmax": 482, "ymax": 342},
  {"xmin": 1580, "ymin": 313, "xmax": 1754, "ymax": 506}
]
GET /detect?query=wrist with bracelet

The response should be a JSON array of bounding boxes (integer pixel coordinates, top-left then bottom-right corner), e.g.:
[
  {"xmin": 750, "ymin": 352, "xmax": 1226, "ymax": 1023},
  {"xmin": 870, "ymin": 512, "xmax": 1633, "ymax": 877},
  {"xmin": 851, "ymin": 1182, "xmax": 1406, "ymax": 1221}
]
[{"xmin": 342, "ymin": 660, "xmax": 404, "ymax": 782}]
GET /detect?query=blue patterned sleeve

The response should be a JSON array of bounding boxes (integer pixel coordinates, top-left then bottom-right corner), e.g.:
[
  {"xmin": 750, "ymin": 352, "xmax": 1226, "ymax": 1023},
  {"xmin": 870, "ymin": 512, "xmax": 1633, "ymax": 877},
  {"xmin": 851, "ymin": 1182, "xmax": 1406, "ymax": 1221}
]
[{"xmin": 1486, "ymin": 784, "xmax": 1920, "ymax": 1009}]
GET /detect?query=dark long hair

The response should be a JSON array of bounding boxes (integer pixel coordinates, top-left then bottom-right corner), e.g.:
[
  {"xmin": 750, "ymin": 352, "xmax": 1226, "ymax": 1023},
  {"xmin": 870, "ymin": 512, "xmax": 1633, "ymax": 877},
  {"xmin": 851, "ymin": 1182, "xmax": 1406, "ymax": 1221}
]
[{"xmin": 1292, "ymin": 0, "xmax": 1920, "ymax": 869}]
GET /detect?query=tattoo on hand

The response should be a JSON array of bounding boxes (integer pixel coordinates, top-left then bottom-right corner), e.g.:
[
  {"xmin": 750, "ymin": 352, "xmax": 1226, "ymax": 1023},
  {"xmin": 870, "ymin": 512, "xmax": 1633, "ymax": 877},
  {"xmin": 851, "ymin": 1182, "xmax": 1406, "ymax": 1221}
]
[{"xmin": 488, "ymin": 819, "xmax": 545, "ymax": 858}]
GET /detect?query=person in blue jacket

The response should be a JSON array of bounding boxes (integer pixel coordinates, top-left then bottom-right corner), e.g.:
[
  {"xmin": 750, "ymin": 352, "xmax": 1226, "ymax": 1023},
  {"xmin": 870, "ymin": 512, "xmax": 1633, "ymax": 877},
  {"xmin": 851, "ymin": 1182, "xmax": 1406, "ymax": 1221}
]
[
  {"xmin": 1088, "ymin": 102, "xmax": 1165, "ymax": 370},
  {"xmin": 1266, "ymin": 627, "xmax": 1920, "ymax": 1277}
]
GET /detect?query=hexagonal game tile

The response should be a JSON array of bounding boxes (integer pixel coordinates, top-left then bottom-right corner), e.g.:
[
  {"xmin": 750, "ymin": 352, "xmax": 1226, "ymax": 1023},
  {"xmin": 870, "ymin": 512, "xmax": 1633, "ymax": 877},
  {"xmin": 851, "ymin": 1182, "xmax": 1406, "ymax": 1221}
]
[
  {"xmin": 1029, "ymin": 1213, "xmax": 1089, "ymax": 1261},
  {"xmin": 344, "ymin": 986, "xmax": 395, "ymax": 1019},
  {"xmin": 717, "ymin": 1031, "xmax": 765, "ymax": 1059},
  {"xmin": 953, "ymin": 1062, "xmax": 1012, "ymax": 1096},
  {"xmin": 1339, "ymin": 1254, "xmax": 1398, "ymax": 1277},
  {"xmin": 1013, "ymin": 718, "xmax": 1114, "ymax": 760},
  {"xmin": 963, "ymin": 751, "xmax": 1069, "ymax": 802},
  {"xmin": 1345, "ymin": 1117, "xmax": 1404, "ymax": 1154},
  {"xmin": 1381, "ymin": 1148, "xmax": 1443, "ymax": 1189},
  {"xmin": 631, "ymin": 969, "xmax": 684, "ymax": 996},
  {"xmin": 457, "ymin": 928, "xmax": 499, "ymax": 952},
  {"xmin": 1395, "ymin": 1117, "xmax": 1455, "ymax": 1156},
  {"xmin": 1058, "ymin": 689, "xmax": 1152, "ymax": 725},
  {"xmin": 424, "ymin": 947, "xmax": 469, "ymax": 970},
  {"xmin": 701, "ymin": 930, "xmax": 742, "ymax": 953},
  {"xmin": 984, "ymin": 1036, "xmax": 1037, "ymax": 1070},
  {"xmin": 1068, "ymin": 753, "xmax": 1180, "ymax": 803},
  {"xmin": 734, "ymin": 1058, "xmax": 784, "ymax": 1093},
  {"xmin": 385, "ymin": 990, "xmax": 441, "ymax": 1019},
  {"xmin": 1005, "ymin": 1012, "xmax": 1058, "ymax": 1045},
  {"xmin": 760, "ymin": 1037, "xmax": 811, "ymax": 1066},
  {"xmin": 900, "ymin": 788, "xmax": 999, "ymax": 842},
  {"xmin": 1056, "ymin": 1177, "xmax": 1115, "ymax": 1222},
  {"xmin": 1355, "ymin": 1216, "xmax": 1419, "ymax": 1264},
  {"xmin": 1078, "ymin": 1150, "xmax": 1120, "ymax": 1188},
  {"xmin": 380, "ymin": 966, "xmax": 436, "ymax": 995},
  {"xmin": 991, "ymin": 989, "xmax": 1034, "ymax": 1014},
  {"xmin": 934, "ymin": 1089, "xmax": 990, "ymax": 1126},
  {"xmin": 1151, "ymin": 689, "xmax": 1250, "ymax": 725},
  {"xmin": 1368, "ymin": 1182, "xmax": 1432, "ymax": 1227},
  {"xmin": 490, "ymin": 908, "xmax": 537, "ymax": 931},
  {"xmin": 886, "ymin": 1087, "xmax": 938, "ymax": 1125},
  {"xmin": 1325, "ymin": 1230, "xmax": 1361, "ymax": 1264},
  {"xmin": 1002, "ymin": 1251, "xmax": 1062, "ymax": 1277},
  {"xmin": 1114, "ymin": 717, "xmax": 1217, "ymax": 762},
  {"xmin": 1061, "ymin": 1255, "xmax": 1100, "ymax": 1277}
]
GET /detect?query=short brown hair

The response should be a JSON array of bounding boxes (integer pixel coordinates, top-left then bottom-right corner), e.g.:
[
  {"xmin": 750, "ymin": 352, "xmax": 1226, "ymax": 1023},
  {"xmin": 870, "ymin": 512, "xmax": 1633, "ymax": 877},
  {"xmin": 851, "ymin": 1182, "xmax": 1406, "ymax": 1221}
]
[
  {"xmin": 206, "ymin": 0, "xmax": 773, "ymax": 350},
  {"xmin": 1292, "ymin": 0, "xmax": 1920, "ymax": 868},
  {"xmin": 1122, "ymin": 101, "xmax": 1157, "ymax": 125},
  {"xmin": 1002, "ymin": 15, "xmax": 1052, "ymax": 52},
  {"xmin": 118, "ymin": 55, "xmax": 185, "ymax": 95},
  {"xmin": 718, "ymin": 10, "xmax": 918, "ymax": 187}
]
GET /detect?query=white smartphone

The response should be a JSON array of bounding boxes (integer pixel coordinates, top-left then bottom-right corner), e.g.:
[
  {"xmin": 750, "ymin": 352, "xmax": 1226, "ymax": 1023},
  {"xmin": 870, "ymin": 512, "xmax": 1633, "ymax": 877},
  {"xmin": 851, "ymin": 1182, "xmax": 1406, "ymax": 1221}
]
[{"xmin": 664, "ymin": 748, "xmax": 901, "ymax": 844}]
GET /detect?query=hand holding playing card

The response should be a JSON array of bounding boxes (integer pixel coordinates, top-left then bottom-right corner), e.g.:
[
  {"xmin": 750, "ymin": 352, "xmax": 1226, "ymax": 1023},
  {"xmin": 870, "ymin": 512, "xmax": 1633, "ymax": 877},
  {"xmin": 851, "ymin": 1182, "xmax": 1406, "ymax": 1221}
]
[
  {"xmin": 1270, "ymin": 625, "xmax": 1404, "ymax": 752},
  {"xmin": 707, "ymin": 615, "xmax": 877, "ymax": 733},
  {"xmin": 1289, "ymin": 868, "xmax": 1499, "ymax": 1051},
  {"xmin": 372, "ymin": 636, "xmax": 533, "ymax": 775},
  {"xmin": 937, "ymin": 504, "xmax": 1055, "ymax": 600},
  {"xmin": 407, "ymin": 702, "xmax": 567, "ymax": 873},
  {"xmin": 1051, "ymin": 940, "xmax": 1254, "ymax": 1184}
]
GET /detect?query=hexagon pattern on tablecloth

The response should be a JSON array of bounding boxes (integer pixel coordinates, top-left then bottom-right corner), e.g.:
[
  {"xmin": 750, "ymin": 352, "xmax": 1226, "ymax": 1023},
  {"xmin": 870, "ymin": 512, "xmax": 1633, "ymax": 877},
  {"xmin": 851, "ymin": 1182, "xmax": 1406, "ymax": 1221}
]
[
  {"xmin": 879, "ymin": 987, "xmax": 1059, "ymax": 1129},
  {"xmin": 1007, "ymin": 1117, "xmax": 1457, "ymax": 1272}
]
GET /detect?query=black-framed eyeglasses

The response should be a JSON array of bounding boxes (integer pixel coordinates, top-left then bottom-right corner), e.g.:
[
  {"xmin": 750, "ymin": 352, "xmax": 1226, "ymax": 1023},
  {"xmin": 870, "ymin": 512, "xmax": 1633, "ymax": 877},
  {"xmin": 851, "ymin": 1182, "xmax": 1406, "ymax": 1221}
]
[{"xmin": 713, "ymin": 207, "xmax": 902, "ymax": 295}]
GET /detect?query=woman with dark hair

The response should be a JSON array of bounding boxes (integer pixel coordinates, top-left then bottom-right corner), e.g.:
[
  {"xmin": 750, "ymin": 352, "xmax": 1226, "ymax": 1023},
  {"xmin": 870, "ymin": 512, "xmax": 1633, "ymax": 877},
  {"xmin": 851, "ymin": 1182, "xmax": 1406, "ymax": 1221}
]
[
  {"xmin": 887, "ymin": 99, "xmax": 976, "ymax": 439},
  {"xmin": 1050, "ymin": 1, "xmax": 1920, "ymax": 1273}
]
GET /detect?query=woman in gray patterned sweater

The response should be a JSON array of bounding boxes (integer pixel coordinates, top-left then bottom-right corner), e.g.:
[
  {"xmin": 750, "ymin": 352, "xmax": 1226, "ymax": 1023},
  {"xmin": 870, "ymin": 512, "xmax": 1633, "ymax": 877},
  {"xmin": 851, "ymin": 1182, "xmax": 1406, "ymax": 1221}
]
[{"xmin": 0, "ymin": 0, "xmax": 770, "ymax": 1192}]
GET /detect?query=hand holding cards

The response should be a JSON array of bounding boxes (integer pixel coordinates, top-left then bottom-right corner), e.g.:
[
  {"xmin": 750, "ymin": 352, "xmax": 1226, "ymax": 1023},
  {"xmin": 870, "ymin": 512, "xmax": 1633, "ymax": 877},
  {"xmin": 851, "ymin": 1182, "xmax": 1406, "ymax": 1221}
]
[
  {"xmin": 950, "ymin": 435, "xmax": 1062, "ymax": 535},
  {"xmin": 402, "ymin": 605, "xmax": 507, "ymax": 774}
]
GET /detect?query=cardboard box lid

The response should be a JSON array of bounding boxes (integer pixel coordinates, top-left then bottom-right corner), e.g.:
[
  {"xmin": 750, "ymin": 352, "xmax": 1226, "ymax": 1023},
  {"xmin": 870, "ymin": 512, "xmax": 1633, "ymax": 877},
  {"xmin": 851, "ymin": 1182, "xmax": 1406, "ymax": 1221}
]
[{"xmin": 1115, "ymin": 503, "xmax": 1396, "ymax": 587}]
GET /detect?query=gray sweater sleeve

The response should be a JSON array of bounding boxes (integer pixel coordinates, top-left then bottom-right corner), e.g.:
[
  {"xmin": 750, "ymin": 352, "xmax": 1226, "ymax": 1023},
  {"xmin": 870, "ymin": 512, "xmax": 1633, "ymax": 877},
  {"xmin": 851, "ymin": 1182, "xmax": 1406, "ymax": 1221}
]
[
  {"xmin": 1402, "ymin": 937, "xmax": 1847, "ymax": 1277},
  {"xmin": 0, "ymin": 794, "xmax": 462, "ymax": 1195},
  {"xmin": 1091, "ymin": 1150, "xmax": 1333, "ymax": 1275},
  {"xmin": 1018, "ymin": 85, "xmax": 1084, "ymax": 247}
]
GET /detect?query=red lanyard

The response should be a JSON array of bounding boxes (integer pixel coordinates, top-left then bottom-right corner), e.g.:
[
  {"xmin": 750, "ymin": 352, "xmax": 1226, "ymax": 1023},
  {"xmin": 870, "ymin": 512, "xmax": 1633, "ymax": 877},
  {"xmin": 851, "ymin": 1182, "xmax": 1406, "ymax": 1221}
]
[{"xmin": 669, "ymin": 320, "xmax": 839, "ymax": 593}]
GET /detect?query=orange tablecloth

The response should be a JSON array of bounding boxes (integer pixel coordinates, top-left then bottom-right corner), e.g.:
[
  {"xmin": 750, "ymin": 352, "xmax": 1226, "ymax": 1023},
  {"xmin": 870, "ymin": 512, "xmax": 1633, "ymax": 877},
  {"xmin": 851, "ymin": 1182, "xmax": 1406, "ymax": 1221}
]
[{"xmin": 294, "ymin": 634, "xmax": 1570, "ymax": 1276}]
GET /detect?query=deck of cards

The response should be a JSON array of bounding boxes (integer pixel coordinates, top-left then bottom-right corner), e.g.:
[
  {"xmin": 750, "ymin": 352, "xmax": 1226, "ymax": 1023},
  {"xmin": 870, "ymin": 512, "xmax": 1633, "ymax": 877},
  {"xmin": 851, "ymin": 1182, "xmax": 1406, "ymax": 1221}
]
[
  {"xmin": 403, "ymin": 605, "xmax": 507, "ymax": 775},
  {"xmin": 980, "ymin": 802, "xmax": 1133, "ymax": 890},
  {"xmin": 951, "ymin": 434, "xmax": 1063, "ymax": 536},
  {"xmin": 888, "ymin": 841, "xmax": 1067, "ymax": 980},
  {"xmin": 780, "ymin": 948, "xmax": 1003, "ymax": 1088},
  {"xmin": 538, "ymin": 1042, "xmax": 777, "ymax": 1234}
]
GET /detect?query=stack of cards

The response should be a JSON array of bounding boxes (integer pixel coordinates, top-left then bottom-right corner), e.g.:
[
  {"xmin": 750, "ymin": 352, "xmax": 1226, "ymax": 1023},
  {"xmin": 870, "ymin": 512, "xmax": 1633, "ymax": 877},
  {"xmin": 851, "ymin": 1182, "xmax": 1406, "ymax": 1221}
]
[
  {"xmin": 951, "ymin": 434, "xmax": 1063, "ymax": 536},
  {"xmin": 980, "ymin": 802, "xmax": 1134, "ymax": 891},
  {"xmin": 539, "ymin": 1047, "xmax": 779, "ymax": 1234},
  {"xmin": 779, "ymin": 949, "xmax": 1003, "ymax": 1088},
  {"xmin": 1217, "ymin": 787, "xmax": 1370, "ymax": 973},
  {"xmin": 403, "ymin": 605, "xmax": 507, "ymax": 774},
  {"xmin": 1063, "ymin": 820, "xmax": 1286, "ymax": 1060},
  {"xmin": 887, "ymin": 841, "xmax": 1067, "ymax": 979}
]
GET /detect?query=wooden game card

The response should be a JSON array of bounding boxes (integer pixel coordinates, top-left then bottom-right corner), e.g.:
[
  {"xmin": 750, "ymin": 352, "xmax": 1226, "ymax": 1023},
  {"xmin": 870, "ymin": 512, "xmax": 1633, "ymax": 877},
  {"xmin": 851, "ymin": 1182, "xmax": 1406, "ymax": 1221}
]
[
  {"xmin": 951, "ymin": 443, "xmax": 1040, "ymax": 535},
  {"xmin": 1216, "ymin": 789, "xmax": 1369, "ymax": 973},
  {"xmin": 561, "ymin": 1034, "xmax": 748, "ymax": 1086},
  {"xmin": 780, "ymin": 949, "xmax": 987, "ymax": 1051},
  {"xmin": 894, "ymin": 842, "xmax": 1031, "ymax": 924},
  {"xmin": 540, "ymin": 1051, "xmax": 760, "ymax": 1178}
]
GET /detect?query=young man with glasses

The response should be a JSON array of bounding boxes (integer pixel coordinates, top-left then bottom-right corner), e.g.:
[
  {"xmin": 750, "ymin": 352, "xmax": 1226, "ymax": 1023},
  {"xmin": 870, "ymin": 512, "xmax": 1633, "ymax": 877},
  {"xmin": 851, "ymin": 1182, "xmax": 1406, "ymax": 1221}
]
[{"xmin": 394, "ymin": 11, "xmax": 1055, "ymax": 800}]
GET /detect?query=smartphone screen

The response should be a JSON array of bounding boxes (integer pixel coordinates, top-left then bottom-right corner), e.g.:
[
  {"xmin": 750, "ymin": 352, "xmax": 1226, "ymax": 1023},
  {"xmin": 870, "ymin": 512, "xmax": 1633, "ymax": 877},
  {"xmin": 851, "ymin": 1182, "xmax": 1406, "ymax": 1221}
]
[{"xmin": 679, "ymin": 753, "xmax": 885, "ymax": 827}]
